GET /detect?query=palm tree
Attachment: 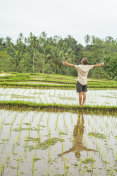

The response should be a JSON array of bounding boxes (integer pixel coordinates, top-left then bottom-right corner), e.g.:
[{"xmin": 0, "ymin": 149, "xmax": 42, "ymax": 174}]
[
  {"xmin": 85, "ymin": 35, "xmax": 90, "ymax": 45},
  {"xmin": 26, "ymin": 33, "xmax": 39, "ymax": 73}
]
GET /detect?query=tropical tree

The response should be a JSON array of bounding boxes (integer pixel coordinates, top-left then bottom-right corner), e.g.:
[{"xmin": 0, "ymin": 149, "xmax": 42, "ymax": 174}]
[{"xmin": 85, "ymin": 34, "xmax": 90, "ymax": 45}]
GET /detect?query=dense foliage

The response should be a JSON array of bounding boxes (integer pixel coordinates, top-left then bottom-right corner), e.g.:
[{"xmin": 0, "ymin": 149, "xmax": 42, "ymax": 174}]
[{"xmin": 0, "ymin": 32, "xmax": 117, "ymax": 80}]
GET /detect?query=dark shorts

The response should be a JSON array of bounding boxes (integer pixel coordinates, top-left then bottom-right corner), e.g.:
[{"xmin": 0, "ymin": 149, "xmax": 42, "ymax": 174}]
[{"xmin": 76, "ymin": 81, "xmax": 87, "ymax": 93}]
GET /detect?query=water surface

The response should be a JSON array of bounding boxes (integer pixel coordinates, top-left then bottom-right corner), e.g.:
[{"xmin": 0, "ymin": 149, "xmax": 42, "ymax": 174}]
[
  {"xmin": 0, "ymin": 88, "xmax": 117, "ymax": 106},
  {"xmin": 0, "ymin": 110, "xmax": 117, "ymax": 175}
]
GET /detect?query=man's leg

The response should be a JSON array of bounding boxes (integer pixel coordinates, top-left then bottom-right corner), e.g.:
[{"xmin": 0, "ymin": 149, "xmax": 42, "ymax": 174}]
[
  {"xmin": 82, "ymin": 92, "xmax": 86, "ymax": 106},
  {"xmin": 79, "ymin": 92, "xmax": 83, "ymax": 106}
]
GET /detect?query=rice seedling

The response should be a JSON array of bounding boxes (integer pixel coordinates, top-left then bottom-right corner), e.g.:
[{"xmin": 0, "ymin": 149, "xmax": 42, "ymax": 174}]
[
  {"xmin": 63, "ymin": 117, "xmax": 68, "ymax": 133},
  {"xmin": 32, "ymin": 152, "xmax": 36, "ymax": 175},
  {"xmin": 16, "ymin": 134, "xmax": 20, "ymax": 145},
  {"xmin": 6, "ymin": 153, "xmax": 10, "ymax": 166},
  {"xmin": 110, "ymin": 169, "xmax": 113, "ymax": 176},
  {"xmin": 62, "ymin": 134, "xmax": 64, "ymax": 159},
  {"xmin": 31, "ymin": 114, "xmax": 35, "ymax": 123},
  {"xmin": 0, "ymin": 119, "xmax": 4, "ymax": 132},
  {"xmin": 24, "ymin": 136, "xmax": 28, "ymax": 149},
  {"xmin": 82, "ymin": 168, "xmax": 84, "ymax": 176},
  {"xmin": 48, "ymin": 145, "xmax": 51, "ymax": 163},
  {"xmin": 28, "ymin": 122, "xmax": 31, "ymax": 137},
  {"xmin": 48, "ymin": 128, "xmax": 51, "ymax": 162},
  {"xmin": 13, "ymin": 138, "xmax": 16, "ymax": 150},
  {"xmin": 91, "ymin": 161, "xmax": 94, "ymax": 173},
  {"xmin": 55, "ymin": 114, "xmax": 58, "ymax": 130},
  {"xmin": 37, "ymin": 122, "xmax": 41, "ymax": 142},
  {"xmin": 10, "ymin": 119, "xmax": 14, "ymax": 136},
  {"xmin": 78, "ymin": 159, "xmax": 82, "ymax": 172},
  {"xmin": 16, "ymin": 159, "xmax": 20, "ymax": 176},
  {"xmin": 64, "ymin": 157, "xmax": 68, "ymax": 176},
  {"xmin": 0, "ymin": 166, "xmax": 2, "ymax": 176},
  {"xmin": 47, "ymin": 168, "xmax": 49, "ymax": 176},
  {"xmin": 19, "ymin": 119, "xmax": 23, "ymax": 133},
  {"xmin": 115, "ymin": 154, "xmax": 117, "ymax": 161},
  {"xmin": 2, "ymin": 162, "xmax": 4, "ymax": 171},
  {"xmin": 47, "ymin": 117, "xmax": 49, "ymax": 130},
  {"xmin": 23, "ymin": 92, "xmax": 25, "ymax": 101}
]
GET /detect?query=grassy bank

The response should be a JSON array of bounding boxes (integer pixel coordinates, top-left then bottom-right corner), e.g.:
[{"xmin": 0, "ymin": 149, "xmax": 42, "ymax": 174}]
[
  {"xmin": 0, "ymin": 73, "xmax": 117, "ymax": 88},
  {"xmin": 0, "ymin": 100, "xmax": 117, "ymax": 115},
  {"xmin": 0, "ymin": 81, "xmax": 117, "ymax": 89}
]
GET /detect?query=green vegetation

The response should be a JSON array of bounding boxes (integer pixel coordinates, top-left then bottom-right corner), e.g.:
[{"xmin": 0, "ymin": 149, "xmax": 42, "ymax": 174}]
[
  {"xmin": 82, "ymin": 158, "xmax": 95, "ymax": 164},
  {"xmin": 27, "ymin": 137, "xmax": 63, "ymax": 150},
  {"xmin": 0, "ymin": 81, "xmax": 116, "ymax": 89},
  {"xmin": 0, "ymin": 73, "xmax": 117, "ymax": 88},
  {"xmin": 0, "ymin": 73, "xmax": 30, "ymax": 81},
  {"xmin": 88, "ymin": 132, "xmax": 106, "ymax": 139},
  {"xmin": 0, "ymin": 32, "xmax": 117, "ymax": 80},
  {"xmin": 0, "ymin": 100, "xmax": 116, "ymax": 115}
]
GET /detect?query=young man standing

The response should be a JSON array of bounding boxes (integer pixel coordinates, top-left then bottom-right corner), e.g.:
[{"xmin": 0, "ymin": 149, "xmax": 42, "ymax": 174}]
[{"xmin": 62, "ymin": 58, "xmax": 104, "ymax": 106}]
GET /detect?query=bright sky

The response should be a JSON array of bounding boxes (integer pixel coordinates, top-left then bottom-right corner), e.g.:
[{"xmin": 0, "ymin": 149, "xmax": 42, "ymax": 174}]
[{"xmin": 1, "ymin": 0, "xmax": 117, "ymax": 45}]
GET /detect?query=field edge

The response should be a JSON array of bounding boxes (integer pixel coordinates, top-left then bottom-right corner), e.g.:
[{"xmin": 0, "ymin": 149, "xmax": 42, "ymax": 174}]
[{"xmin": 0, "ymin": 100, "xmax": 117, "ymax": 115}]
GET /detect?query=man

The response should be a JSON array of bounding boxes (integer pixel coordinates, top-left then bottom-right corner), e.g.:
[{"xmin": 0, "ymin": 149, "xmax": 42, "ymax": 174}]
[
  {"xmin": 58, "ymin": 112, "xmax": 95, "ymax": 158},
  {"xmin": 62, "ymin": 58, "xmax": 104, "ymax": 106}
]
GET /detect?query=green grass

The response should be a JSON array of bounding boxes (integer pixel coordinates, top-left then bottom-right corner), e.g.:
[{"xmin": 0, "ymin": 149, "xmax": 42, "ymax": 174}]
[
  {"xmin": 0, "ymin": 81, "xmax": 117, "ymax": 89},
  {"xmin": 0, "ymin": 82, "xmax": 75, "ymax": 89},
  {"xmin": 0, "ymin": 100, "xmax": 117, "ymax": 115},
  {"xmin": 0, "ymin": 72, "xmax": 117, "ymax": 88}
]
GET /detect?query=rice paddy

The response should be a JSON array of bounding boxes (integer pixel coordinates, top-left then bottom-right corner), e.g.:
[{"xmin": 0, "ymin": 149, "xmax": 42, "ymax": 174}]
[
  {"xmin": 0, "ymin": 88, "xmax": 117, "ymax": 107},
  {"xmin": 0, "ymin": 109, "xmax": 117, "ymax": 176},
  {"xmin": 0, "ymin": 73, "xmax": 117, "ymax": 175}
]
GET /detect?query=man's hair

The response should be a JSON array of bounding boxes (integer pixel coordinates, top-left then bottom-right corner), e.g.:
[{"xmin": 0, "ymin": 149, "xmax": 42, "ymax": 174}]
[{"xmin": 82, "ymin": 58, "xmax": 88, "ymax": 65}]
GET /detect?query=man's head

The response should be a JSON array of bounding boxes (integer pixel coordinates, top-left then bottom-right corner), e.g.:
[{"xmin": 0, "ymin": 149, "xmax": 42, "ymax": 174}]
[{"xmin": 81, "ymin": 58, "xmax": 88, "ymax": 65}]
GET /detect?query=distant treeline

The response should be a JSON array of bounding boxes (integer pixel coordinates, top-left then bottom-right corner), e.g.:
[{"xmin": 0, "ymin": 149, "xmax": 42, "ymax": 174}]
[{"xmin": 0, "ymin": 32, "xmax": 117, "ymax": 80}]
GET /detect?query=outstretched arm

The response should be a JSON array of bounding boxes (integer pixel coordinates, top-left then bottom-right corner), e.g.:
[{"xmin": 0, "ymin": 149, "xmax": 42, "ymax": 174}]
[
  {"xmin": 93, "ymin": 62, "xmax": 104, "ymax": 68},
  {"xmin": 62, "ymin": 61, "xmax": 76, "ymax": 68}
]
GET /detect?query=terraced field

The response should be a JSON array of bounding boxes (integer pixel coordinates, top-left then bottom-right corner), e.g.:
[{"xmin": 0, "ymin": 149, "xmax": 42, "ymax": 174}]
[{"xmin": 0, "ymin": 73, "xmax": 117, "ymax": 176}]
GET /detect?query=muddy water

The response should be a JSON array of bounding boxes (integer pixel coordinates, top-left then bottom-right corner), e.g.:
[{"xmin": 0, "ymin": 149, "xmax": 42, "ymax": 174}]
[
  {"xmin": 0, "ymin": 88, "xmax": 117, "ymax": 106},
  {"xmin": 0, "ymin": 109, "xmax": 117, "ymax": 176}
]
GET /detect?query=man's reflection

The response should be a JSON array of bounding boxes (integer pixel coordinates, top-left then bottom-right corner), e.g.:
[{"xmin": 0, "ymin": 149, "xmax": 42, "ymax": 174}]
[{"xmin": 58, "ymin": 112, "xmax": 95, "ymax": 159}]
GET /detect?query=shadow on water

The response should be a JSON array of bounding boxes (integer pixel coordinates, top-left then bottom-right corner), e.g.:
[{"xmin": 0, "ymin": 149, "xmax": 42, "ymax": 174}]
[{"xmin": 58, "ymin": 112, "xmax": 95, "ymax": 159}]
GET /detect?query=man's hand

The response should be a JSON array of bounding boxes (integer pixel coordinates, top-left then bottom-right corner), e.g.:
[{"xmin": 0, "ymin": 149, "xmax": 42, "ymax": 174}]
[
  {"xmin": 100, "ymin": 62, "xmax": 104, "ymax": 66},
  {"xmin": 62, "ymin": 61, "xmax": 67, "ymax": 65}
]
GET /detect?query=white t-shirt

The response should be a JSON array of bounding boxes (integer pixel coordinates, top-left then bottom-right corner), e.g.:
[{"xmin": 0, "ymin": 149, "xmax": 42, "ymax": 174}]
[{"xmin": 75, "ymin": 65, "xmax": 94, "ymax": 85}]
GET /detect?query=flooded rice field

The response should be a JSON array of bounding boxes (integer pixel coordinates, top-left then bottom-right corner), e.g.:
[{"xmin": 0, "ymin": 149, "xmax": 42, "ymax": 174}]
[
  {"xmin": 0, "ymin": 88, "xmax": 117, "ymax": 106},
  {"xmin": 0, "ymin": 110, "xmax": 117, "ymax": 176}
]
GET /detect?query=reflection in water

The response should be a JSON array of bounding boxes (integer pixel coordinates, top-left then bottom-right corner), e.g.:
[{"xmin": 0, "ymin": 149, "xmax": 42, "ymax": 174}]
[{"xmin": 58, "ymin": 112, "xmax": 95, "ymax": 159}]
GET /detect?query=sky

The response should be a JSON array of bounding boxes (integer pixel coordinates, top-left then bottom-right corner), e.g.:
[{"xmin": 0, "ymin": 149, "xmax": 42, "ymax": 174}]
[{"xmin": 1, "ymin": 0, "xmax": 117, "ymax": 45}]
